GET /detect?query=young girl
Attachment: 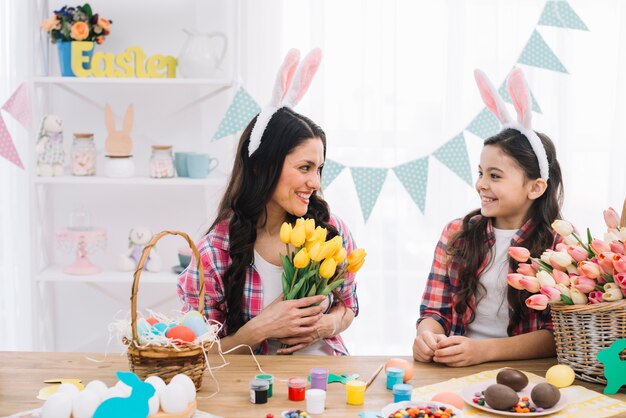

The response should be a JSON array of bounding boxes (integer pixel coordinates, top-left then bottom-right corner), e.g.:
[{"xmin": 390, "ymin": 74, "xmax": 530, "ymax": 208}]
[
  {"xmin": 178, "ymin": 49, "xmax": 359, "ymax": 356},
  {"xmin": 413, "ymin": 68, "xmax": 564, "ymax": 366}
]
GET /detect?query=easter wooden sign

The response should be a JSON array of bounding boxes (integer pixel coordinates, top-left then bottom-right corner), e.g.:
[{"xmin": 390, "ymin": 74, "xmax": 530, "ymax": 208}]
[{"xmin": 71, "ymin": 42, "xmax": 176, "ymax": 78}]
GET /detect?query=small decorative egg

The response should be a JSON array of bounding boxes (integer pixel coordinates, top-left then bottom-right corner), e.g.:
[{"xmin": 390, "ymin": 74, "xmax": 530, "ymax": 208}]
[
  {"xmin": 183, "ymin": 310, "xmax": 203, "ymax": 321},
  {"xmin": 115, "ymin": 380, "xmax": 132, "ymax": 397},
  {"xmin": 170, "ymin": 373, "xmax": 196, "ymax": 403},
  {"xmin": 137, "ymin": 318, "xmax": 151, "ymax": 337},
  {"xmin": 384, "ymin": 358, "xmax": 414, "ymax": 382},
  {"xmin": 55, "ymin": 383, "xmax": 80, "ymax": 399},
  {"xmin": 151, "ymin": 322, "xmax": 169, "ymax": 336},
  {"xmin": 545, "ymin": 364, "xmax": 575, "ymax": 388},
  {"xmin": 431, "ymin": 391, "xmax": 464, "ymax": 410},
  {"xmin": 84, "ymin": 380, "xmax": 108, "ymax": 400},
  {"xmin": 148, "ymin": 392, "xmax": 160, "ymax": 416},
  {"xmin": 166, "ymin": 325, "xmax": 196, "ymax": 344},
  {"xmin": 484, "ymin": 383, "xmax": 519, "ymax": 410},
  {"xmin": 496, "ymin": 368, "xmax": 529, "ymax": 391},
  {"xmin": 146, "ymin": 317, "xmax": 159, "ymax": 326},
  {"xmin": 41, "ymin": 392, "xmax": 73, "ymax": 418},
  {"xmin": 145, "ymin": 375, "xmax": 166, "ymax": 396},
  {"xmin": 531, "ymin": 382, "xmax": 561, "ymax": 409},
  {"xmin": 182, "ymin": 315, "xmax": 208, "ymax": 337},
  {"xmin": 160, "ymin": 383, "xmax": 188, "ymax": 413},
  {"xmin": 72, "ymin": 390, "xmax": 101, "ymax": 418},
  {"xmin": 102, "ymin": 386, "xmax": 124, "ymax": 401}
]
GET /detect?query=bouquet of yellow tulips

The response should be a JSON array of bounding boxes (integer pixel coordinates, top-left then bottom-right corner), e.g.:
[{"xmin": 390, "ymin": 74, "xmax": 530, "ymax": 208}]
[{"xmin": 279, "ymin": 218, "xmax": 366, "ymax": 301}]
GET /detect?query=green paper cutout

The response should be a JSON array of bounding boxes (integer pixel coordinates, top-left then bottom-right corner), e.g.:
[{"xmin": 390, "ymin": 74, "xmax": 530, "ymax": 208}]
[
  {"xmin": 597, "ymin": 339, "xmax": 626, "ymax": 394},
  {"xmin": 93, "ymin": 371, "xmax": 155, "ymax": 418}
]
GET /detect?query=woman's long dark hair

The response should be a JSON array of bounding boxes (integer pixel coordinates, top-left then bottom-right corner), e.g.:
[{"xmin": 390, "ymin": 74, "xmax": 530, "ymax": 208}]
[
  {"xmin": 210, "ymin": 107, "xmax": 339, "ymax": 334},
  {"xmin": 448, "ymin": 128, "xmax": 564, "ymax": 335}
]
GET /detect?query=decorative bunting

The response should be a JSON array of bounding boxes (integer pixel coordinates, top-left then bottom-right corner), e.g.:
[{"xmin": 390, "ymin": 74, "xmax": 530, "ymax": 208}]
[
  {"xmin": 433, "ymin": 133, "xmax": 473, "ymax": 186},
  {"xmin": 538, "ymin": 0, "xmax": 588, "ymax": 31},
  {"xmin": 321, "ymin": 159, "xmax": 345, "ymax": 190},
  {"xmin": 466, "ymin": 108, "xmax": 501, "ymax": 140},
  {"xmin": 0, "ymin": 116, "xmax": 24, "ymax": 169},
  {"xmin": 393, "ymin": 157, "xmax": 429, "ymax": 214},
  {"xmin": 498, "ymin": 81, "xmax": 542, "ymax": 114},
  {"xmin": 350, "ymin": 167, "xmax": 388, "ymax": 222},
  {"xmin": 518, "ymin": 30, "xmax": 568, "ymax": 73},
  {"xmin": 2, "ymin": 83, "xmax": 31, "ymax": 129},
  {"xmin": 212, "ymin": 87, "xmax": 261, "ymax": 141}
]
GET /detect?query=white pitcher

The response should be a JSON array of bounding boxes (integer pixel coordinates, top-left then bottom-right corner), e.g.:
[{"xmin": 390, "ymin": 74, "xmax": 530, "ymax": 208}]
[{"xmin": 177, "ymin": 29, "xmax": 228, "ymax": 78}]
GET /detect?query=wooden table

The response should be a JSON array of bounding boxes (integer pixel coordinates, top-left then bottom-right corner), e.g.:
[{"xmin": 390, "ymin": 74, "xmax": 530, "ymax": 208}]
[{"xmin": 1, "ymin": 352, "xmax": 625, "ymax": 417}]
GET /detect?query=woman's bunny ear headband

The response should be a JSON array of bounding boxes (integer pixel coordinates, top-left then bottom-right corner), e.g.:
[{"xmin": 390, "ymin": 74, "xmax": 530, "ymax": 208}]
[
  {"xmin": 474, "ymin": 68, "xmax": 550, "ymax": 180},
  {"xmin": 248, "ymin": 48, "xmax": 323, "ymax": 156}
]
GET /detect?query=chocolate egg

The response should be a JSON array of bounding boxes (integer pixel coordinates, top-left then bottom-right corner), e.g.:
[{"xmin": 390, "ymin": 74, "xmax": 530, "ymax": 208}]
[
  {"xmin": 484, "ymin": 384, "xmax": 519, "ymax": 411},
  {"xmin": 531, "ymin": 382, "xmax": 561, "ymax": 409},
  {"xmin": 496, "ymin": 368, "xmax": 529, "ymax": 391}
]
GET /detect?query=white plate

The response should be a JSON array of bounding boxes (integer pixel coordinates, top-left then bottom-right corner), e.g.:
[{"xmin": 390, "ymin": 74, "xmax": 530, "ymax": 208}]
[
  {"xmin": 460, "ymin": 379, "xmax": 568, "ymax": 416},
  {"xmin": 381, "ymin": 400, "xmax": 464, "ymax": 418}
]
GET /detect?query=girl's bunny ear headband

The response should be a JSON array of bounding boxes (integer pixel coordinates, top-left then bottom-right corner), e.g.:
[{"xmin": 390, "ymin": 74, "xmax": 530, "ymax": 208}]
[
  {"xmin": 248, "ymin": 48, "xmax": 323, "ymax": 156},
  {"xmin": 474, "ymin": 68, "xmax": 550, "ymax": 180}
]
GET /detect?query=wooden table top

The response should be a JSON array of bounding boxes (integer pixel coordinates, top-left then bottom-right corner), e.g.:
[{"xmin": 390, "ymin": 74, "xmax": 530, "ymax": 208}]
[{"xmin": 1, "ymin": 352, "xmax": 625, "ymax": 417}]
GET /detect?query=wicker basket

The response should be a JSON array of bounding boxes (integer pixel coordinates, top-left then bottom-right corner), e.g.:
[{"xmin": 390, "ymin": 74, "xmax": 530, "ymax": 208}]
[
  {"xmin": 125, "ymin": 230, "xmax": 211, "ymax": 390},
  {"xmin": 550, "ymin": 198, "xmax": 626, "ymax": 384}
]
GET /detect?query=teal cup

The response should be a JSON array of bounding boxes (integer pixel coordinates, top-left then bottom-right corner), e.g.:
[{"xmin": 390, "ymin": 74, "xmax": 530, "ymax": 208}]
[
  {"xmin": 187, "ymin": 153, "xmax": 218, "ymax": 179},
  {"xmin": 174, "ymin": 152, "xmax": 189, "ymax": 177}
]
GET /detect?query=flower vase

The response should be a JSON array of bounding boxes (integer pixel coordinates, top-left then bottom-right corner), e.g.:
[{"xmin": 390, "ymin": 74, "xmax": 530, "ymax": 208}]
[{"xmin": 57, "ymin": 41, "xmax": 94, "ymax": 77}]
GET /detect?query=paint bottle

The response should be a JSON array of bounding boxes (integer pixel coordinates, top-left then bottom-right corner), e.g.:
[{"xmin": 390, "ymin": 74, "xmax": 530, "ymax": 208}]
[
  {"xmin": 345, "ymin": 379, "xmax": 366, "ymax": 405},
  {"xmin": 255, "ymin": 374, "xmax": 274, "ymax": 398},
  {"xmin": 288, "ymin": 377, "xmax": 306, "ymax": 401},
  {"xmin": 393, "ymin": 383, "xmax": 413, "ymax": 402},
  {"xmin": 386, "ymin": 367, "xmax": 404, "ymax": 390},
  {"xmin": 309, "ymin": 368, "xmax": 329, "ymax": 391},
  {"xmin": 249, "ymin": 378, "xmax": 269, "ymax": 404},
  {"xmin": 305, "ymin": 388, "xmax": 326, "ymax": 414}
]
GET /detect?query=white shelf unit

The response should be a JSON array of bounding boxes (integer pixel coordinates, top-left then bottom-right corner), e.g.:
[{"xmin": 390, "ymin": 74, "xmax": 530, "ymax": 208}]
[{"xmin": 30, "ymin": 0, "xmax": 241, "ymax": 352}]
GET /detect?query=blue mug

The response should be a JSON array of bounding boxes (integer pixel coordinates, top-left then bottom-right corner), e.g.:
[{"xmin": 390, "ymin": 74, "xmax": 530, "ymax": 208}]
[
  {"xmin": 174, "ymin": 152, "xmax": 189, "ymax": 177},
  {"xmin": 187, "ymin": 153, "xmax": 219, "ymax": 179}
]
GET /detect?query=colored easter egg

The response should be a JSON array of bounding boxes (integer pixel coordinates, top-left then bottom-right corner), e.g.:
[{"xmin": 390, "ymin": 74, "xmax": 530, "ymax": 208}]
[
  {"xmin": 183, "ymin": 310, "xmax": 203, "ymax": 321},
  {"xmin": 545, "ymin": 364, "xmax": 575, "ymax": 388},
  {"xmin": 385, "ymin": 358, "xmax": 414, "ymax": 382},
  {"xmin": 431, "ymin": 391, "xmax": 464, "ymax": 410},
  {"xmin": 151, "ymin": 322, "xmax": 169, "ymax": 336},
  {"xmin": 146, "ymin": 317, "xmax": 159, "ymax": 326},
  {"xmin": 166, "ymin": 325, "xmax": 196, "ymax": 344},
  {"xmin": 182, "ymin": 315, "xmax": 207, "ymax": 337},
  {"xmin": 136, "ymin": 318, "xmax": 151, "ymax": 336}
]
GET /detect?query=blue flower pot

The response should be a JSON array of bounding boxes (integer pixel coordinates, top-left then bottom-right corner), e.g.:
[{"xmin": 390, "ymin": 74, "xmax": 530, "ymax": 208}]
[{"xmin": 57, "ymin": 41, "xmax": 94, "ymax": 77}]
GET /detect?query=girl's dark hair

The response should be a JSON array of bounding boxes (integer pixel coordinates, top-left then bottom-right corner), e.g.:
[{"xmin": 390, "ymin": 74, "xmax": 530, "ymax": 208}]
[
  {"xmin": 209, "ymin": 107, "xmax": 338, "ymax": 334},
  {"xmin": 448, "ymin": 128, "xmax": 563, "ymax": 335}
]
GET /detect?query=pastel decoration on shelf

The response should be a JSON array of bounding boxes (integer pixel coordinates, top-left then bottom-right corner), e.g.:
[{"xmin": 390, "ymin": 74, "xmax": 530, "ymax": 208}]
[
  {"xmin": 173, "ymin": 246, "xmax": 193, "ymax": 274},
  {"xmin": 597, "ymin": 339, "xmax": 626, "ymax": 394},
  {"xmin": 186, "ymin": 153, "xmax": 219, "ymax": 179},
  {"xmin": 56, "ymin": 227, "xmax": 106, "ymax": 275},
  {"xmin": 58, "ymin": 41, "xmax": 95, "ymax": 77},
  {"xmin": 150, "ymin": 145, "xmax": 175, "ymax": 178},
  {"xmin": 177, "ymin": 29, "xmax": 228, "ymax": 78},
  {"xmin": 36, "ymin": 115, "xmax": 64, "ymax": 177},
  {"xmin": 174, "ymin": 152, "xmax": 189, "ymax": 177},
  {"xmin": 104, "ymin": 103, "xmax": 133, "ymax": 157},
  {"xmin": 104, "ymin": 155, "xmax": 135, "ymax": 178},
  {"xmin": 71, "ymin": 133, "xmax": 96, "ymax": 176},
  {"xmin": 118, "ymin": 227, "xmax": 162, "ymax": 272}
]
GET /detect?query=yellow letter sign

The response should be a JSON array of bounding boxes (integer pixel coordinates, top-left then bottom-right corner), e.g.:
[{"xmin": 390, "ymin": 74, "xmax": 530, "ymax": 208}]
[{"xmin": 70, "ymin": 44, "xmax": 176, "ymax": 78}]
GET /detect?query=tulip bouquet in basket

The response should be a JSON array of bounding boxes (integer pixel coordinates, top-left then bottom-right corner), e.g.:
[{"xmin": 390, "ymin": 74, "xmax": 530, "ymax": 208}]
[
  {"xmin": 507, "ymin": 207, "xmax": 626, "ymax": 310},
  {"xmin": 279, "ymin": 218, "xmax": 366, "ymax": 303}
]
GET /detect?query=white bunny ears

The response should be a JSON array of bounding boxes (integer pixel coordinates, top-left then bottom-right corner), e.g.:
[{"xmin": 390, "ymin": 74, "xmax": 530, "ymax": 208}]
[
  {"xmin": 474, "ymin": 68, "xmax": 550, "ymax": 180},
  {"xmin": 248, "ymin": 48, "xmax": 323, "ymax": 156}
]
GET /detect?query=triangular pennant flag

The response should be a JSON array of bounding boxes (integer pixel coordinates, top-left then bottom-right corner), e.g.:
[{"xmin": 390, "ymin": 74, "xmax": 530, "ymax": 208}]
[
  {"xmin": 2, "ymin": 83, "xmax": 31, "ymax": 129},
  {"xmin": 432, "ymin": 133, "xmax": 472, "ymax": 186},
  {"xmin": 466, "ymin": 108, "xmax": 501, "ymax": 139},
  {"xmin": 0, "ymin": 116, "xmax": 24, "ymax": 169},
  {"xmin": 393, "ymin": 157, "xmax": 429, "ymax": 214},
  {"xmin": 518, "ymin": 30, "xmax": 568, "ymax": 73},
  {"xmin": 538, "ymin": 0, "xmax": 588, "ymax": 31},
  {"xmin": 350, "ymin": 167, "xmax": 388, "ymax": 223},
  {"xmin": 498, "ymin": 81, "xmax": 542, "ymax": 114},
  {"xmin": 321, "ymin": 159, "xmax": 345, "ymax": 190},
  {"xmin": 212, "ymin": 87, "xmax": 261, "ymax": 140}
]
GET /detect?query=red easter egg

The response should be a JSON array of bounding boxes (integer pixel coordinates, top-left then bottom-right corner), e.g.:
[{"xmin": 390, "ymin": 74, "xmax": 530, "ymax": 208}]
[
  {"xmin": 146, "ymin": 317, "xmax": 159, "ymax": 326},
  {"xmin": 385, "ymin": 358, "xmax": 414, "ymax": 382},
  {"xmin": 165, "ymin": 325, "xmax": 196, "ymax": 344},
  {"xmin": 431, "ymin": 391, "xmax": 464, "ymax": 410}
]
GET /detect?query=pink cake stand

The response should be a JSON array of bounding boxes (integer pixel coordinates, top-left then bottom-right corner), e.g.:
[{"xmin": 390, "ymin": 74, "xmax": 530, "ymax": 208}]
[{"xmin": 56, "ymin": 228, "xmax": 107, "ymax": 275}]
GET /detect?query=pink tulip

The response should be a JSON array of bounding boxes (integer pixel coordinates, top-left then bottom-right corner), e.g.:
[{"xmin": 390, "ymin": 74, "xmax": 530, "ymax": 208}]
[
  {"xmin": 552, "ymin": 269, "xmax": 571, "ymax": 286},
  {"xmin": 570, "ymin": 288, "xmax": 589, "ymax": 305},
  {"xmin": 578, "ymin": 261, "xmax": 601, "ymax": 279},
  {"xmin": 517, "ymin": 263, "xmax": 538, "ymax": 276},
  {"xmin": 572, "ymin": 276, "xmax": 596, "ymax": 293},
  {"xmin": 613, "ymin": 254, "xmax": 626, "ymax": 273},
  {"xmin": 526, "ymin": 294, "xmax": 549, "ymax": 310},
  {"xmin": 540, "ymin": 286, "xmax": 562, "ymax": 302},
  {"xmin": 507, "ymin": 273, "xmax": 525, "ymax": 290},
  {"xmin": 588, "ymin": 290, "xmax": 604, "ymax": 304},
  {"xmin": 508, "ymin": 247, "xmax": 530, "ymax": 263},
  {"xmin": 604, "ymin": 207, "xmax": 621, "ymax": 230},
  {"xmin": 610, "ymin": 241, "xmax": 625, "ymax": 255},
  {"xmin": 519, "ymin": 276, "xmax": 541, "ymax": 293},
  {"xmin": 598, "ymin": 252, "xmax": 616, "ymax": 275},
  {"xmin": 555, "ymin": 243, "xmax": 567, "ymax": 252},
  {"xmin": 567, "ymin": 245, "xmax": 589, "ymax": 263},
  {"xmin": 615, "ymin": 272, "xmax": 626, "ymax": 289},
  {"xmin": 591, "ymin": 239, "xmax": 611, "ymax": 256}
]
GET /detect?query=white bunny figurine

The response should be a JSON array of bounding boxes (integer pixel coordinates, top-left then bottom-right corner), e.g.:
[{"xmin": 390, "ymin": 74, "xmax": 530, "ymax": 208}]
[
  {"xmin": 118, "ymin": 226, "xmax": 163, "ymax": 272},
  {"xmin": 93, "ymin": 372, "xmax": 155, "ymax": 418},
  {"xmin": 36, "ymin": 115, "xmax": 65, "ymax": 176}
]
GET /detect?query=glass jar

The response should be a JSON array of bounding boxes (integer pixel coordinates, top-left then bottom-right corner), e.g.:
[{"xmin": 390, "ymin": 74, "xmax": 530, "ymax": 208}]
[
  {"xmin": 149, "ymin": 145, "xmax": 175, "ymax": 178},
  {"xmin": 71, "ymin": 133, "xmax": 96, "ymax": 176}
]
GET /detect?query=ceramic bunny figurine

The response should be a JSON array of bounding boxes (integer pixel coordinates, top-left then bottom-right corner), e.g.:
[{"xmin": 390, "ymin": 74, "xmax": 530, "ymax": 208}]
[
  {"xmin": 93, "ymin": 371, "xmax": 155, "ymax": 418},
  {"xmin": 119, "ymin": 226, "xmax": 163, "ymax": 272},
  {"xmin": 104, "ymin": 104, "xmax": 134, "ymax": 157},
  {"xmin": 36, "ymin": 115, "xmax": 65, "ymax": 176}
]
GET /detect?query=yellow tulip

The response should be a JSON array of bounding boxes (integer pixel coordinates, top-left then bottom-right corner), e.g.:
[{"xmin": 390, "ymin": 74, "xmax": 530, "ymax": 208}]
[
  {"xmin": 307, "ymin": 226, "xmax": 327, "ymax": 245},
  {"xmin": 295, "ymin": 218, "xmax": 305, "ymax": 228},
  {"xmin": 290, "ymin": 225, "xmax": 306, "ymax": 247},
  {"xmin": 319, "ymin": 257, "xmax": 337, "ymax": 279},
  {"xmin": 293, "ymin": 248, "xmax": 310, "ymax": 268},
  {"xmin": 308, "ymin": 242, "xmax": 326, "ymax": 262},
  {"xmin": 347, "ymin": 248, "xmax": 366, "ymax": 265},
  {"xmin": 347, "ymin": 258, "xmax": 365, "ymax": 273},
  {"xmin": 304, "ymin": 218, "xmax": 316, "ymax": 239},
  {"xmin": 333, "ymin": 247, "xmax": 347, "ymax": 265},
  {"xmin": 279, "ymin": 222, "xmax": 292, "ymax": 244},
  {"xmin": 324, "ymin": 236, "xmax": 343, "ymax": 258}
]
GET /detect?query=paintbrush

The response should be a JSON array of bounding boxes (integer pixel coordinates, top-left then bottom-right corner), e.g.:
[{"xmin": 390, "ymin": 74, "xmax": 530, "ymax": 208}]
[{"xmin": 365, "ymin": 363, "xmax": 384, "ymax": 390}]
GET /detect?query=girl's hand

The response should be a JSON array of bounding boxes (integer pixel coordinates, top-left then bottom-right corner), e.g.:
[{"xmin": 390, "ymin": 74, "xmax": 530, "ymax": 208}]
[
  {"xmin": 433, "ymin": 336, "xmax": 486, "ymax": 367},
  {"xmin": 254, "ymin": 294, "xmax": 326, "ymax": 340},
  {"xmin": 276, "ymin": 312, "xmax": 338, "ymax": 354},
  {"xmin": 412, "ymin": 330, "xmax": 446, "ymax": 363}
]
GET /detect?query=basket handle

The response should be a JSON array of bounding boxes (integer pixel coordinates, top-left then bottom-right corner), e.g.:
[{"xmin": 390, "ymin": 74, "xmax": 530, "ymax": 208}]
[
  {"xmin": 131, "ymin": 230, "xmax": 205, "ymax": 343},
  {"xmin": 621, "ymin": 197, "xmax": 626, "ymax": 228}
]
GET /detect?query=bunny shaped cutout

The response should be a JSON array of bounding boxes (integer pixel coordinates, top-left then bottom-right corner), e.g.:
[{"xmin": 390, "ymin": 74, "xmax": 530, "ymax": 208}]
[
  {"xmin": 474, "ymin": 68, "xmax": 550, "ymax": 180},
  {"xmin": 104, "ymin": 104, "xmax": 134, "ymax": 157},
  {"xmin": 248, "ymin": 48, "xmax": 322, "ymax": 156},
  {"xmin": 93, "ymin": 371, "xmax": 155, "ymax": 418}
]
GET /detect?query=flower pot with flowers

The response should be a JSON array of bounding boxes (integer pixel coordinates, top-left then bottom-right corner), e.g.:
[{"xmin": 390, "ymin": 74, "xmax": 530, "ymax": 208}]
[
  {"xmin": 507, "ymin": 201, "xmax": 626, "ymax": 384},
  {"xmin": 41, "ymin": 3, "xmax": 112, "ymax": 76}
]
